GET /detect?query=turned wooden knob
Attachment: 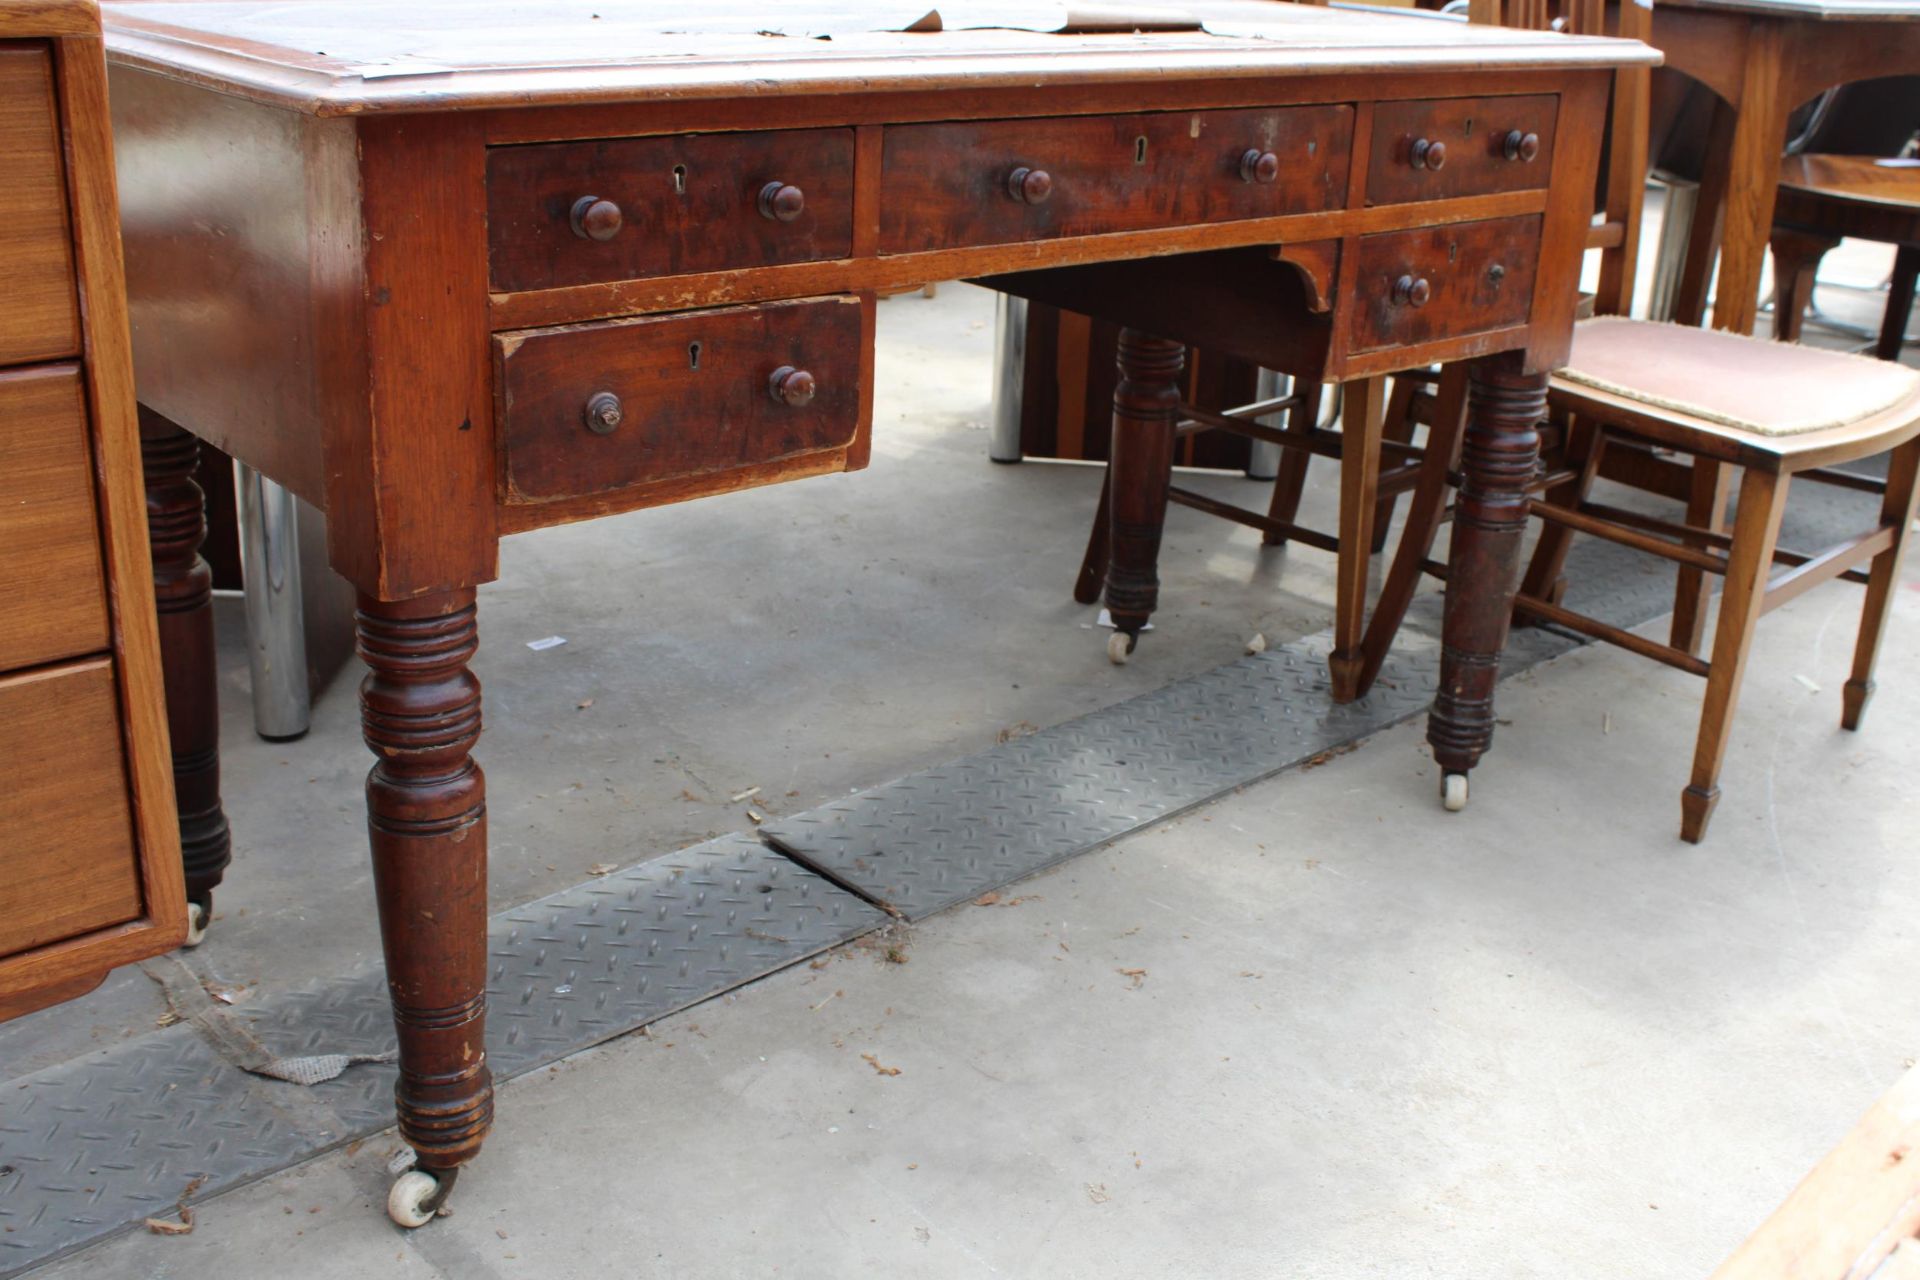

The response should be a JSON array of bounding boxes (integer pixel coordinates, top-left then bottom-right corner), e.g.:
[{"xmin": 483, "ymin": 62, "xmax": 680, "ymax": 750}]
[
  {"xmin": 1239, "ymin": 148, "xmax": 1280, "ymax": 184},
  {"xmin": 1503, "ymin": 130, "xmax": 1541, "ymax": 162},
  {"xmin": 1006, "ymin": 166, "xmax": 1053, "ymax": 205},
  {"xmin": 768, "ymin": 365, "xmax": 816, "ymax": 406},
  {"xmin": 758, "ymin": 181, "xmax": 806, "ymax": 222},
  {"xmin": 569, "ymin": 195, "xmax": 623, "ymax": 242},
  {"xmin": 1409, "ymin": 138, "xmax": 1447, "ymax": 171},
  {"xmin": 583, "ymin": 391, "xmax": 624, "ymax": 434},
  {"xmin": 1393, "ymin": 274, "xmax": 1432, "ymax": 307}
]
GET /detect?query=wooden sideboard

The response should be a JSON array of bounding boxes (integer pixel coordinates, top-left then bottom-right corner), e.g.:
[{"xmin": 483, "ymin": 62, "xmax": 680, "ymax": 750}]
[{"xmin": 0, "ymin": 0, "xmax": 183, "ymax": 1020}]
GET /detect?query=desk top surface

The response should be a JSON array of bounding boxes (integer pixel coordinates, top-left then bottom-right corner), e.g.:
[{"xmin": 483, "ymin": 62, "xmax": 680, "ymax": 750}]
[
  {"xmin": 101, "ymin": 0, "xmax": 1656, "ymax": 117},
  {"xmin": 1656, "ymin": 0, "xmax": 1920, "ymax": 21}
]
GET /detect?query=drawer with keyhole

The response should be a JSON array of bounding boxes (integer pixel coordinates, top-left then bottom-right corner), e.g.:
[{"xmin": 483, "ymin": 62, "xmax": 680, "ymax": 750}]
[
  {"xmin": 1347, "ymin": 215, "xmax": 1541, "ymax": 353},
  {"xmin": 1365, "ymin": 95, "xmax": 1557, "ymax": 206},
  {"xmin": 495, "ymin": 294, "xmax": 867, "ymax": 506},
  {"xmin": 486, "ymin": 128, "xmax": 856, "ymax": 292}
]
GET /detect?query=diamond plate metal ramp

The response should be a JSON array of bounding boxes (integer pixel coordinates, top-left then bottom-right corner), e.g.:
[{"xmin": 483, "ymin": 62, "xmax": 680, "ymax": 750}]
[{"xmin": 0, "ymin": 834, "xmax": 884, "ymax": 1274}]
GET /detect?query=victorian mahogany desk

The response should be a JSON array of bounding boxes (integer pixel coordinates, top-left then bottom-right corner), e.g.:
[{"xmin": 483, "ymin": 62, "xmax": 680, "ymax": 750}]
[{"xmin": 99, "ymin": 0, "xmax": 1654, "ymax": 1223}]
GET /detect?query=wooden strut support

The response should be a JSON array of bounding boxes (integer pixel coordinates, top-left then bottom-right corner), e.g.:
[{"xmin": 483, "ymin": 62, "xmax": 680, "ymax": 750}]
[
  {"xmin": 356, "ymin": 590, "xmax": 495, "ymax": 1173},
  {"xmin": 1427, "ymin": 353, "xmax": 1547, "ymax": 783},
  {"xmin": 140, "ymin": 414, "xmax": 231, "ymax": 921},
  {"xmin": 1103, "ymin": 329, "xmax": 1185, "ymax": 648}
]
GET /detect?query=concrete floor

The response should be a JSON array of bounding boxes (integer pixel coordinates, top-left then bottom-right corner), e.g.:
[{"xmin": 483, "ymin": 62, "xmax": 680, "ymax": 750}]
[{"xmin": 11, "ymin": 232, "xmax": 1920, "ymax": 1274}]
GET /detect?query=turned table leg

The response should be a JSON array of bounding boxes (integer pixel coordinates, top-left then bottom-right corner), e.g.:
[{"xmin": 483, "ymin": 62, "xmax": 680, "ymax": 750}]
[
  {"xmin": 1427, "ymin": 354, "xmax": 1546, "ymax": 812},
  {"xmin": 357, "ymin": 589, "xmax": 494, "ymax": 1221},
  {"xmin": 1102, "ymin": 328, "xmax": 1184, "ymax": 664},
  {"xmin": 140, "ymin": 412, "xmax": 232, "ymax": 943}
]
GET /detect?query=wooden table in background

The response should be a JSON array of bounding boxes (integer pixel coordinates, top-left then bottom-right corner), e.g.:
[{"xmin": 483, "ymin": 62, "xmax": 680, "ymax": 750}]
[
  {"xmin": 1654, "ymin": 0, "xmax": 1920, "ymax": 335},
  {"xmin": 99, "ymin": 0, "xmax": 1653, "ymax": 1221}
]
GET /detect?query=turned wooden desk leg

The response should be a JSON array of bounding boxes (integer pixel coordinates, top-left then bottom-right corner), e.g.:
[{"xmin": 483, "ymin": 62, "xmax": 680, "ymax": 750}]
[
  {"xmin": 1427, "ymin": 354, "xmax": 1545, "ymax": 812},
  {"xmin": 140, "ymin": 413, "xmax": 232, "ymax": 942},
  {"xmin": 357, "ymin": 589, "xmax": 494, "ymax": 1206},
  {"xmin": 1102, "ymin": 329, "xmax": 1183, "ymax": 664}
]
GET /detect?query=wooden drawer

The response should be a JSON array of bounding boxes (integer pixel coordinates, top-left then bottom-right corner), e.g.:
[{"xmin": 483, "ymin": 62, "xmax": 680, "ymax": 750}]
[
  {"xmin": 878, "ymin": 105, "xmax": 1352, "ymax": 255},
  {"xmin": 1365, "ymin": 95, "xmax": 1557, "ymax": 207},
  {"xmin": 1347, "ymin": 215, "xmax": 1541, "ymax": 354},
  {"xmin": 0, "ymin": 658, "xmax": 143, "ymax": 958},
  {"xmin": 0, "ymin": 363, "xmax": 110, "ymax": 670},
  {"xmin": 0, "ymin": 44, "xmax": 80, "ymax": 366},
  {"xmin": 487, "ymin": 128, "xmax": 855, "ymax": 292},
  {"xmin": 497, "ymin": 295, "xmax": 866, "ymax": 504}
]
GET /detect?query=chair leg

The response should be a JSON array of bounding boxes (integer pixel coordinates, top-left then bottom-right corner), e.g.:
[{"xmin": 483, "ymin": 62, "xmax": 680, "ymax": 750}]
[
  {"xmin": 1102, "ymin": 329, "xmax": 1183, "ymax": 661},
  {"xmin": 1517, "ymin": 412, "xmax": 1605, "ymax": 611},
  {"xmin": 1669, "ymin": 457, "xmax": 1731, "ymax": 656},
  {"xmin": 1370, "ymin": 375, "xmax": 1421, "ymax": 554},
  {"xmin": 1842, "ymin": 436, "xmax": 1920, "ymax": 729},
  {"xmin": 1682, "ymin": 467, "xmax": 1790, "ymax": 843},
  {"xmin": 1354, "ymin": 361, "xmax": 1471, "ymax": 697},
  {"xmin": 1768, "ymin": 227, "xmax": 1838, "ymax": 342},
  {"xmin": 1874, "ymin": 243, "xmax": 1920, "ymax": 363},
  {"xmin": 1329, "ymin": 376, "xmax": 1388, "ymax": 701},
  {"xmin": 1074, "ymin": 465, "xmax": 1112, "ymax": 605},
  {"xmin": 1262, "ymin": 379, "xmax": 1323, "ymax": 546}
]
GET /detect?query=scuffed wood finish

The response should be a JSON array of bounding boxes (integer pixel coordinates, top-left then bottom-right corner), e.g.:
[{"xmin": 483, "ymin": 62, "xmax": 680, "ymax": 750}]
[
  {"xmin": 0, "ymin": 44, "xmax": 79, "ymax": 366},
  {"xmin": 0, "ymin": 0, "xmax": 185, "ymax": 1022},
  {"xmin": 0, "ymin": 660, "xmax": 143, "ymax": 956},
  {"xmin": 487, "ymin": 128, "xmax": 856, "ymax": 292},
  {"xmin": 878, "ymin": 105, "xmax": 1352, "ymax": 254},
  {"xmin": 356, "ymin": 590, "xmax": 494, "ymax": 1173},
  {"xmin": 497, "ymin": 295, "xmax": 866, "ymax": 505},
  {"xmin": 1364, "ymin": 94, "xmax": 1557, "ymax": 207},
  {"xmin": 1427, "ymin": 353, "xmax": 1545, "ymax": 779},
  {"xmin": 97, "ymin": 0, "xmax": 1652, "ymax": 1208},
  {"xmin": 1346, "ymin": 215, "xmax": 1542, "ymax": 354},
  {"xmin": 0, "ymin": 365, "xmax": 109, "ymax": 670}
]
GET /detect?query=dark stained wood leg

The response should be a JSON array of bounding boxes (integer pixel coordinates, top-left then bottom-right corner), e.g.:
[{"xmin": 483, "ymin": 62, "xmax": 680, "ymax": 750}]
[
  {"xmin": 1768, "ymin": 228, "xmax": 1838, "ymax": 342},
  {"xmin": 1354, "ymin": 361, "xmax": 1471, "ymax": 697},
  {"xmin": 1674, "ymin": 96, "xmax": 1737, "ymax": 329},
  {"xmin": 1329, "ymin": 376, "xmax": 1388, "ymax": 701},
  {"xmin": 1427, "ymin": 354, "xmax": 1546, "ymax": 800},
  {"xmin": 140, "ymin": 411, "xmax": 232, "ymax": 932},
  {"xmin": 1682, "ymin": 467, "xmax": 1789, "ymax": 843},
  {"xmin": 1102, "ymin": 329, "xmax": 1183, "ymax": 656},
  {"xmin": 1262, "ymin": 379, "xmax": 1323, "ymax": 546},
  {"xmin": 1842, "ymin": 436, "xmax": 1920, "ymax": 730},
  {"xmin": 1669, "ymin": 456, "xmax": 1731, "ymax": 657},
  {"xmin": 1875, "ymin": 244, "xmax": 1920, "ymax": 363},
  {"xmin": 1074, "ymin": 465, "xmax": 1112, "ymax": 605},
  {"xmin": 357, "ymin": 589, "xmax": 494, "ymax": 1173}
]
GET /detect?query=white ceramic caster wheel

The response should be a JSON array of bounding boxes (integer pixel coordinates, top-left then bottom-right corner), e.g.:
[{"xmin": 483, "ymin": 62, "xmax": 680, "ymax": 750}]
[
  {"xmin": 1441, "ymin": 772, "xmax": 1469, "ymax": 813},
  {"xmin": 183, "ymin": 901, "xmax": 211, "ymax": 948},
  {"xmin": 388, "ymin": 1169, "xmax": 443, "ymax": 1228},
  {"xmin": 1107, "ymin": 631, "xmax": 1136, "ymax": 665}
]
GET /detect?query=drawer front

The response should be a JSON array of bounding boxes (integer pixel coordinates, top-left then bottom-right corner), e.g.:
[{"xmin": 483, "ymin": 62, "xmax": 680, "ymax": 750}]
[
  {"xmin": 0, "ymin": 659, "xmax": 143, "ymax": 958},
  {"xmin": 879, "ymin": 105, "xmax": 1353, "ymax": 255},
  {"xmin": 499, "ymin": 295, "xmax": 864, "ymax": 503},
  {"xmin": 0, "ymin": 364, "xmax": 109, "ymax": 671},
  {"xmin": 488, "ymin": 128, "xmax": 856, "ymax": 292},
  {"xmin": 0, "ymin": 45, "xmax": 79, "ymax": 366},
  {"xmin": 1348, "ymin": 216, "xmax": 1541, "ymax": 354},
  {"xmin": 1365, "ymin": 95, "xmax": 1557, "ymax": 207}
]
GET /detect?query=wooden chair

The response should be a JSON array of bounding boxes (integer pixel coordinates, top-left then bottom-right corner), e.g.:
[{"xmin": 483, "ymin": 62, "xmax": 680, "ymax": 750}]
[
  {"xmin": 1424, "ymin": 5, "xmax": 1920, "ymax": 840},
  {"xmin": 1770, "ymin": 154, "xmax": 1920, "ymax": 363}
]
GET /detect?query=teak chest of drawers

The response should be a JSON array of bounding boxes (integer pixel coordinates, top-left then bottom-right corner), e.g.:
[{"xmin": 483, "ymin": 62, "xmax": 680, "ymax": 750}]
[
  {"xmin": 98, "ymin": 0, "xmax": 1656, "ymax": 1224},
  {"xmin": 0, "ymin": 0, "xmax": 182, "ymax": 1020}
]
